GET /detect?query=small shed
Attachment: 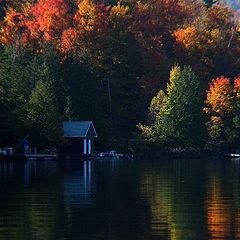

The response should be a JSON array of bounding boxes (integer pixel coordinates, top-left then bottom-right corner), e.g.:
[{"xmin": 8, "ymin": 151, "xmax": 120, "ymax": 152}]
[{"xmin": 63, "ymin": 121, "xmax": 98, "ymax": 156}]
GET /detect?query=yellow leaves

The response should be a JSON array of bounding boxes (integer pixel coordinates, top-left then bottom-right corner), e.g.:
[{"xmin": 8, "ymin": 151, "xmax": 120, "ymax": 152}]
[
  {"xmin": 75, "ymin": 0, "xmax": 97, "ymax": 32},
  {"xmin": 4, "ymin": 8, "xmax": 19, "ymax": 27},
  {"xmin": 74, "ymin": 0, "xmax": 109, "ymax": 35},
  {"xmin": 110, "ymin": 3, "xmax": 129, "ymax": 18},
  {"xmin": 135, "ymin": 1, "xmax": 149, "ymax": 14},
  {"xmin": 137, "ymin": 124, "xmax": 154, "ymax": 140},
  {"xmin": 167, "ymin": 65, "xmax": 181, "ymax": 95},
  {"xmin": 210, "ymin": 116, "xmax": 223, "ymax": 126},
  {"xmin": 109, "ymin": 2, "xmax": 130, "ymax": 30}
]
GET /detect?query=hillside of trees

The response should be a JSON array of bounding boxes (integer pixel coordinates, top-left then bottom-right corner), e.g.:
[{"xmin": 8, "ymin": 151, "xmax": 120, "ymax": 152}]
[{"xmin": 0, "ymin": 0, "xmax": 240, "ymax": 152}]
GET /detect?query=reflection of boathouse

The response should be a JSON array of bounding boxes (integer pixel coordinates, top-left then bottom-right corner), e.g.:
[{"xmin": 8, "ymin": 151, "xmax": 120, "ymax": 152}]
[{"xmin": 63, "ymin": 121, "xmax": 98, "ymax": 157}]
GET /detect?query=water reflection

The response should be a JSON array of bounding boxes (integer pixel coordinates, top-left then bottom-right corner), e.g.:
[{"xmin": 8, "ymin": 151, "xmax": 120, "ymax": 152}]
[
  {"xmin": 0, "ymin": 160, "xmax": 97, "ymax": 240},
  {"xmin": 139, "ymin": 159, "xmax": 206, "ymax": 240},
  {"xmin": 64, "ymin": 160, "xmax": 95, "ymax": 206},
  {"xmin": 0, "ymin": 159, "xmax": 239, "ymax": 239},
  {"xmin": 205, "ymin": 160, "xmax": 240, "ymax": 240}
]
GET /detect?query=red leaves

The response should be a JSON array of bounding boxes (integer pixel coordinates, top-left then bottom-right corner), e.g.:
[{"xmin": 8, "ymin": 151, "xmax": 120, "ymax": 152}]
[
  {"xmin": 0, "ymin": 0, "xmax": 110, "ymax": 57},
  {"xmin": 61, "ymin": 28, "xmax": 79, "ymax": 55},
  {"xmin": 0, "ymin": 7, "xmax": 27, "ymax": 45},
  {"xmin": 27, "ymin": 0, "xmax": 71, "ymax": 42},
  {"xmin": 234, "ymin": 76, "xmax": 240, "ymax": 91},
  {"xmin": 59, "ymin": 0, "xmax": 110, "ymax": 58},
  {"xmin": 0, "ymin": 0, "xmax": 72, "ymax": 46}
]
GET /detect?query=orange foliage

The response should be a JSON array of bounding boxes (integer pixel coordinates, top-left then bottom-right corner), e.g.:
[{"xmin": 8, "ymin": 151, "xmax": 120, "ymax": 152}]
[
  {"xmin": 173, "ymin": 27, "xmax": 197, "ymax": 50},
  {"xmin": 173, "ymin": 26, "xmax": 221, "ymax": 51},
  {"xmin": 0, "ymin": 7, "xmax": 27, "ymax": 45},
  {"xmin": 204, "ymin": 77, "xmax": 234, "ymax": 116},
  {"xmin": 60, "ymin": 0, "xmax": 110, "ymax": 58},
  {"xmin": 0, "ymin": 0, "xmax": 71, "ymax": 46},
  {"xmin": 61, "ymin": 28, "xmax": 79, "ymax": 55},
  {"xmin": 26, "ymin": 0, "xmax": 71, "ymax": 42},
  {"xmin": 172, "ymin": 4, "xmax": 239, "ymax": 77},
  {"xmin": 234, "ymin": 76, "xmax": 240, "ymax": 94}
]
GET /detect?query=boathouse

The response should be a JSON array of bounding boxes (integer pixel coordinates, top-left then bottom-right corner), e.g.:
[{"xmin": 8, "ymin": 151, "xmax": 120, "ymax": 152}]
[{"xmin": 63, "ymin": 121, "xmax": 98, "ymax": 156}]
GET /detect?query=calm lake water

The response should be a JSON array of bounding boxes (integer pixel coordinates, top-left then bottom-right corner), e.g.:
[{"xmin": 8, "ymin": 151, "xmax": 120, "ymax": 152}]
[{"xmin": 0, "ymin": 158, "xmax": 240, "ymax": 240}]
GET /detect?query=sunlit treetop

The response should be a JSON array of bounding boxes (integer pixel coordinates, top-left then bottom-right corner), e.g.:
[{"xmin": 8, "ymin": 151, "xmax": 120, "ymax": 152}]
[
  {"xmin": 204, "ymin": 76, "xmax": 234, "ymax": 116},
  {"xmin": 26, "ymin": 0, "xmax": 71, "ymax": 42}
]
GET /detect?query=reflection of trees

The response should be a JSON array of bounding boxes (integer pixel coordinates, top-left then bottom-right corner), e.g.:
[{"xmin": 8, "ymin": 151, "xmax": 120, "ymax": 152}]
[
  {"xmin": 205, "ymin": 160, "xmax": 240, "ymax": 240},
  {"xmin": 138, "ymin": 159, "xmax": 240, "ymax": 240},
  {"xmin": 206, "ymin": 177, "xmax": 233, "ymax": 239},
  {"xmin": 0, "ymin": 161, "xmax": 64, "ymax": 240},
  {"xmin": 139, "ymin": 160, "xmax": 205, "ymax": 240}
]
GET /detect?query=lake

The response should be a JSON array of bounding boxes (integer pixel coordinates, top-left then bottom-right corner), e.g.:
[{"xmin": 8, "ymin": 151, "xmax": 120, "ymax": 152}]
[{"xmin": 0, "ymin": 158, "xmax": 239, "ymax": 240}]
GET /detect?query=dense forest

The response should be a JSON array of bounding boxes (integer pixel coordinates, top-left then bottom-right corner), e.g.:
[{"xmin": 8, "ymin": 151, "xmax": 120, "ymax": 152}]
[{"xmin": 0, "ymin": 0, "xmax": 240, "ymax": 152}]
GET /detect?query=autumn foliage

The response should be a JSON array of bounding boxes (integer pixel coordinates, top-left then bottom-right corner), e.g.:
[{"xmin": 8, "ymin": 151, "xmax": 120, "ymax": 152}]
[
  {"xmin": 27, "ymin": 0, "xmax": 71, "ymax": 42},
  {"xmin": 204, "ymin": 76, "xmax": 240, "ymax": 146},
  {"xmin": 204, "ymin": 77, "xmax": 234, "ymax": 116},
  {"xmin": 1, "ymin": 0, "xmax": 239, "ymax": 79},
  {"xmin": 1, "ymin": 0, "xmax": 240, "ymax": 149}
]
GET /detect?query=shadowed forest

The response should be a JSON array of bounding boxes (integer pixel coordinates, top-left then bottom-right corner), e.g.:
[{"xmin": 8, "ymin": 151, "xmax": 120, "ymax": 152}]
[{"xmin": 1, "ymin": 0, "xmax": 240, "ymax": 152}]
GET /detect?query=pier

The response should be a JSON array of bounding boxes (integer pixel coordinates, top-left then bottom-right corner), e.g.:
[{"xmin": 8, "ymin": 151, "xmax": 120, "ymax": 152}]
[{"xmin": 0, "ymin": 153, "xmax": 58, "ymax": 161}]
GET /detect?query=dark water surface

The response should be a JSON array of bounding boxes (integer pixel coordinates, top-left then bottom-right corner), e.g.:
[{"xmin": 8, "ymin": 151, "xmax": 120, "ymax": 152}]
[{"xmin": 0, "ymin": 158, "xmax": 240, "ymax": 240}]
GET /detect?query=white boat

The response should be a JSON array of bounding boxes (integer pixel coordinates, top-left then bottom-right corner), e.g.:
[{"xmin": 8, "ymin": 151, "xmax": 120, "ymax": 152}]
[
  {"xmin": 98, "ymin": 150, "xmax": 123, "ymax": 160},
  {"xmin": 95, "ymin": 150, "xmax": 133, "ymax": 160}
]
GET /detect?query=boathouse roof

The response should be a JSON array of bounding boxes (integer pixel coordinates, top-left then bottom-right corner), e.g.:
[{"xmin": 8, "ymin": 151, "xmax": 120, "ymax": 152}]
[{"xmin": 63, "ymin": 121, "xmax": 98, "ymax": 138}]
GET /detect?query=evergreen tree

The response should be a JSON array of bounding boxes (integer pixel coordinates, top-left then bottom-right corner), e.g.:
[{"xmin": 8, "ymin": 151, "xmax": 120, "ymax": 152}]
[
  {"xmin": 0, "ymin": 46, "xmax": 28, "ymax": 146},
  {"xmin": 27, "ymin": 78, "xmax": 61, "ymax": 147},
  {"xmin": 64, "ymin": 95, "xmax": 73, "ymax": 121},
  {"xmin": 164, "ymin": 65, "xmax": 206, "ymax": 148},
  {"xmin": 140, "ymin": 65, "xmax": 206, "ymax": 148}
]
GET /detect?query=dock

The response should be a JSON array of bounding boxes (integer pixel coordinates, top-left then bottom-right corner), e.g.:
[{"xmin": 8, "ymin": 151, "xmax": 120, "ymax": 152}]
[
  {"xmin": 0, "ymin": 154, "xmax": 58, "ymax": 161},
  {"xmin": 25, "ymin": 154, "xmax": 58, "ymax": 160},
  {"xmin": 230, "ymin": 153, "xmax": 240, "ymax": 158}
]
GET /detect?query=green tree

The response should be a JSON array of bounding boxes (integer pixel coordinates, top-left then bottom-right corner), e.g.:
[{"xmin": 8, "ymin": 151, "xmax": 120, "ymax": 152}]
[
  {"xmin": 139, "ymin": 65, "xmax": 206, "ymax": 149},
  {"xmin": 165, "ymin": 65, "xmax": 206, "ymax": 148},
  {"xmin": 0, "ymin": 46, "xmax": 29, "ymax": 146},
  {"xmin": 64, "ymin": 95, "xmax": 74, "ymax": 121},
  {"xmin": 27, "ymin": 78, "xmax": 61, "ymax": 147}
]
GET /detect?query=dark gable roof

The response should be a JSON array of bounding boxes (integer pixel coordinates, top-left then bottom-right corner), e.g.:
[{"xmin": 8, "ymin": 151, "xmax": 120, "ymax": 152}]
[{"xmin": 63, "ymin": 121, "xmax": 97, "ymax": 138}]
